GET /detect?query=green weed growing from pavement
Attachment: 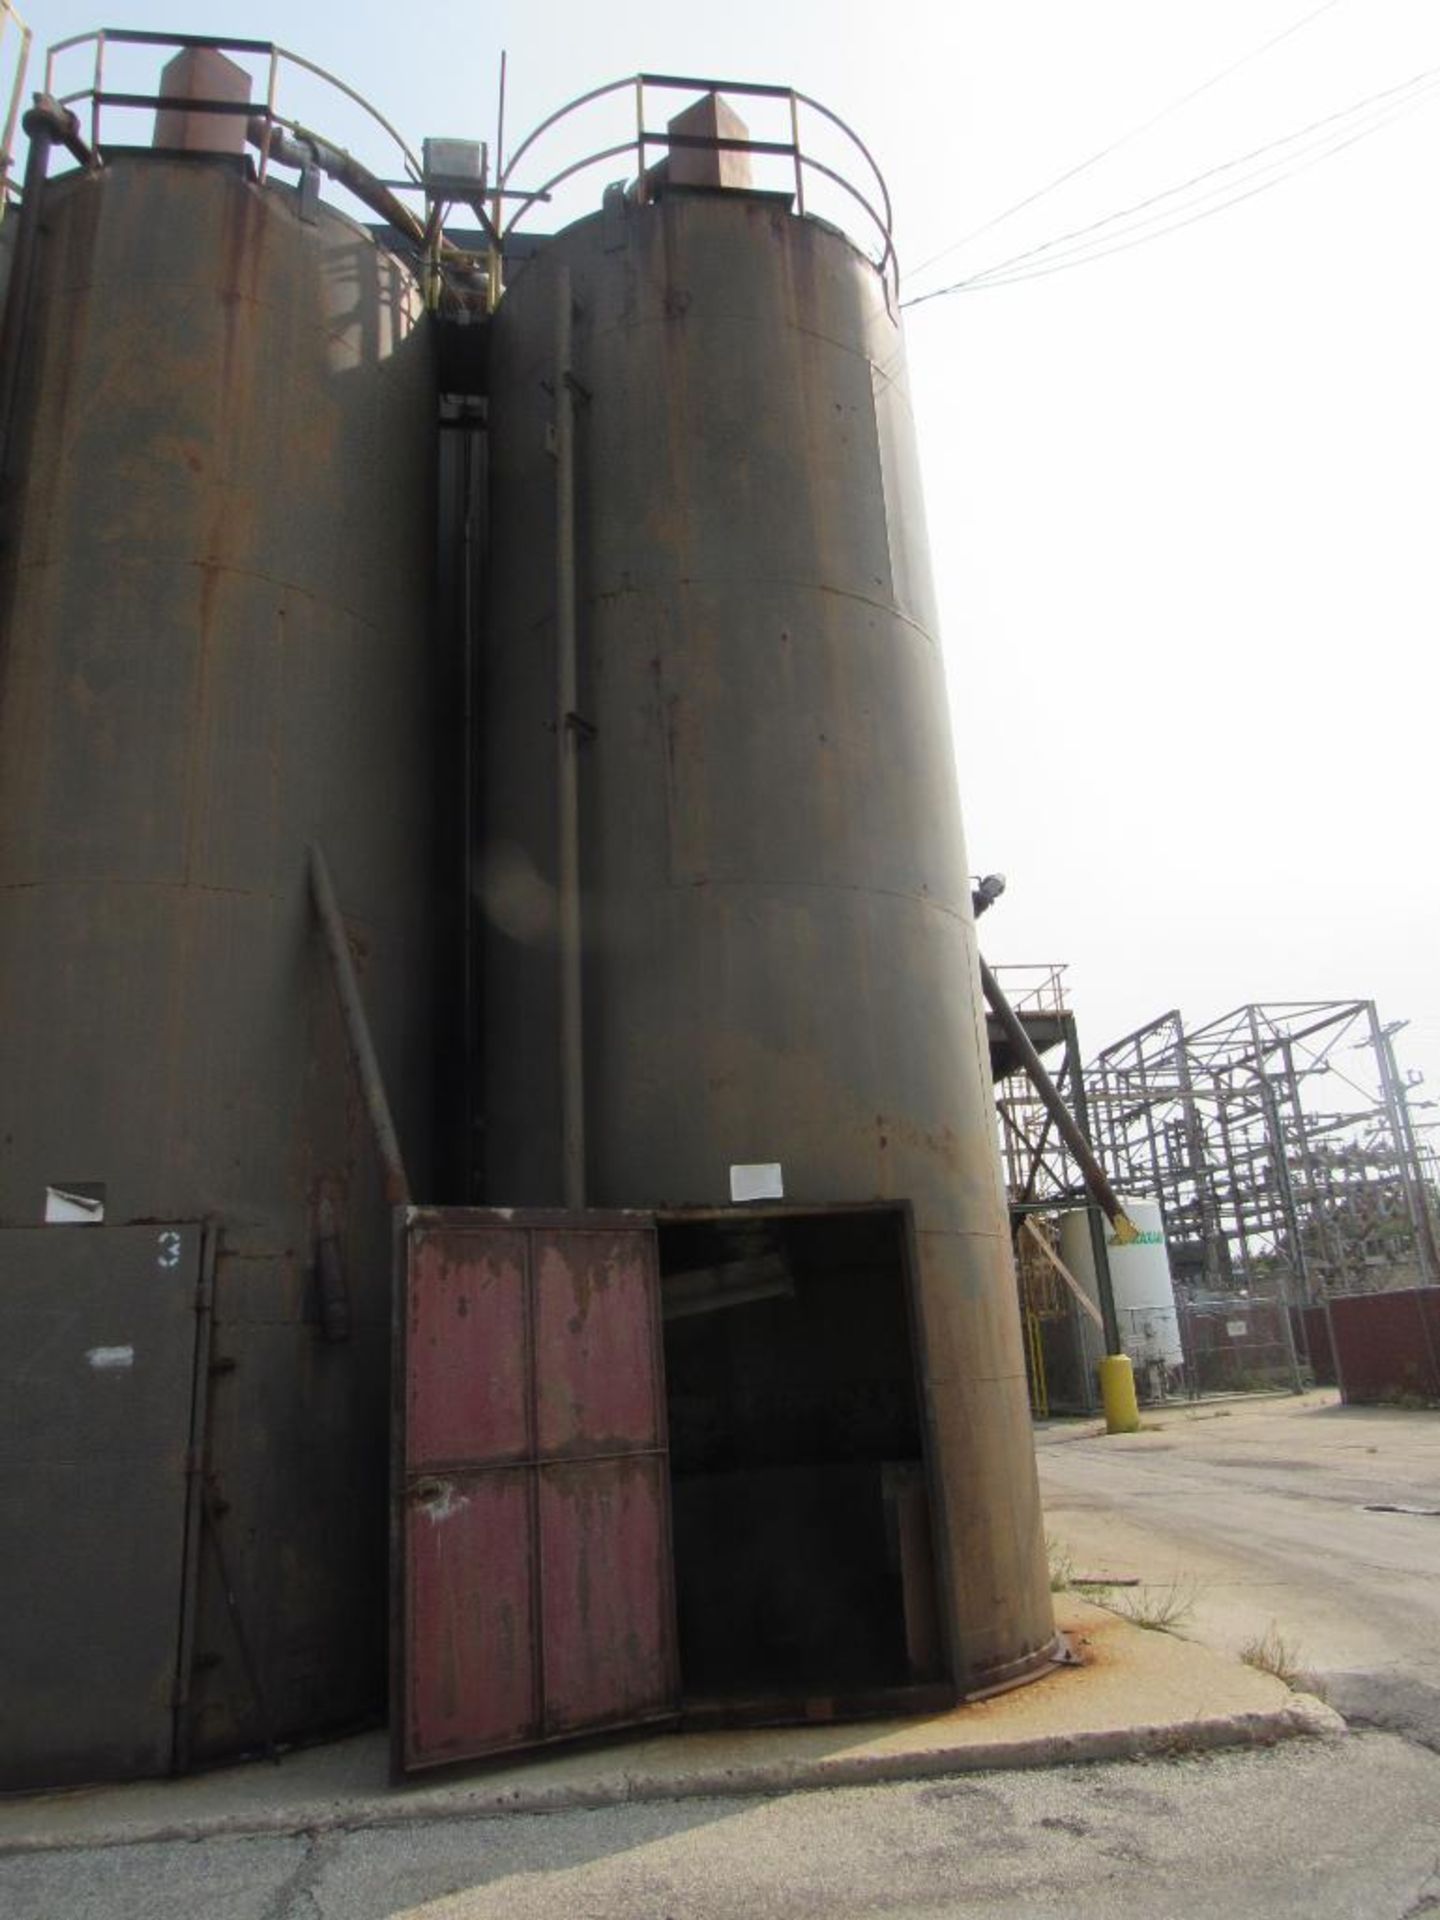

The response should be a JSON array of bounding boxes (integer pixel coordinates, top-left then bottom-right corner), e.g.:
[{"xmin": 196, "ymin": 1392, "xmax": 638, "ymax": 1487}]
[
  {"xmin": 1092, "ymin": 1575, "xmax": 1202, "ymax": 1634},
  {"xmin": 1239, "ymin": 1622, "xmax": 1304, "ymax": 1687},
  {"xmin": 1046, "ymin": 1536, "xmax": 1075, "ymax": 1593}
]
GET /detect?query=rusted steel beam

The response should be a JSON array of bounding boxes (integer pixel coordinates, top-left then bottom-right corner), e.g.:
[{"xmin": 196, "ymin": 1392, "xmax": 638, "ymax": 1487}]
[{"xmin": 1021, "ymin": 1214, "xmax": 1104, "ymax": 1331}]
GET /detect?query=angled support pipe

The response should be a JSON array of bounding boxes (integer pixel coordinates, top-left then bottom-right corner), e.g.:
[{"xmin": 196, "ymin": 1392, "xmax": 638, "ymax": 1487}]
[
  {"xmin": 979, "ymin": 960, "xmax": 1136, "ymax": 1243},
  {"xmin": 972, "ymin": 892, "xmax": 1140, "ymax": 1428},
  {"xmin": 308, "ymin": 841, "xmax": 411, "ymax": 1209}
]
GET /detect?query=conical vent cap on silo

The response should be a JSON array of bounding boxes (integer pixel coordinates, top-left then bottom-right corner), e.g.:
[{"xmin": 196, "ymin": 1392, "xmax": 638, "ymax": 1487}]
[{"xmin": 153, "ymin": 46, "xmax": 251, "ymax": 158}]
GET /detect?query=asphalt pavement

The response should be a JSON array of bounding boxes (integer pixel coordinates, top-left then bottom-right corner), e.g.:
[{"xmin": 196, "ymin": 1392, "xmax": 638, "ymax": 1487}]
[
  {"xmin": 1, "ymin": 1735, "xmax": 1437, "ymax": 1918},
  {"xmin": 4, "ymin": 1388, "xmax": 1437, "ymax": 1918}
]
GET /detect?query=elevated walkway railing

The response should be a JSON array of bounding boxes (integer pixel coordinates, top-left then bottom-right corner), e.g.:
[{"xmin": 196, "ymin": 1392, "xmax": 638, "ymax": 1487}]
[
  {"xmin": 495, "ymin": 73, "xmax": 897, "ymax": 306},
  {"xmin": 37, "ymin": 28, "xmax": 424, "ymax": 232}
]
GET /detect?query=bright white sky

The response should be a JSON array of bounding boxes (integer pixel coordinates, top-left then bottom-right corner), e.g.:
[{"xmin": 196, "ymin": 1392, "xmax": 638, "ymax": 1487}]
[{"xmin": 19, "ymin": 1, "xmax": 1440, "ymax": 1115}]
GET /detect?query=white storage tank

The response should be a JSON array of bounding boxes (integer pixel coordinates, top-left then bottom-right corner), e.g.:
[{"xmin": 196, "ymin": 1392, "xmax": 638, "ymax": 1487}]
[{"xmin": 1060, "ymin": 1198, "xmax": 1184, "ymax": 1385}]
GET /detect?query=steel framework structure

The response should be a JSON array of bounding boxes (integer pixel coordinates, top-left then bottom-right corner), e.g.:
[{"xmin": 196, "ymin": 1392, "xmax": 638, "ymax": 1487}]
[
  {"xmin": 991, "ymin": 965, "xmax": 1092, "ymax": 1209},
  {"xmin": 1086, "ymin": 1000, "xmax": 1440, "ymax": 1303}
]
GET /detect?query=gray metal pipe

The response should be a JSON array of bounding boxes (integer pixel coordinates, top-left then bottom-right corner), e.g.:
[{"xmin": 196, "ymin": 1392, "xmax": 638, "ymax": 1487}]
[
  {"xmin": 307, "ymin": 841, "xmax": 411, "ymax": 1208},
  {"xmin": 0, "ymin": 100, "xmax": 61, "ymax": 505},
  {"xmin": 554, "ymin": 264, "xmax": 586, "ymax": 1209},
  {"xmin": 248, "ymin": 116, "xmax": 426, "ymax": 246}
]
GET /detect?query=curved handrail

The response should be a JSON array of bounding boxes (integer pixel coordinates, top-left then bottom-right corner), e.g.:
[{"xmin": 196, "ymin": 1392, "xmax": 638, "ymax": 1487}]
[
  {"xmin": 273, "ymin": 43, "xmax": 421, "ymax": 183},
  {"xmin": 496, "ymin": 73, "xmax": 899, "ymax": 302},
  {"xmin": 0, "ymin": 0, "xmax": 31, "ymax": 211},
  {"xmin": 789, "ymin": 88, "xmax": 892, "ymax": 248},
  {"xmin": 500, "ymin": 74, "xmax": 635, "ymax": 190},
  {"xmin": 798, "ymin": 153, "xmax": 895, "ymax": 293},
  {"xmin": 499, "ymin": 137, "xmax": 635, "ymax": 239}
]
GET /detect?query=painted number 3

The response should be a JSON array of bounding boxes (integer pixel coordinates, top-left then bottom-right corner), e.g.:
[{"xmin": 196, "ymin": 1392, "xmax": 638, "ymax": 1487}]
[{"xmin": 157, "ymin": 1230, "xmax": 182, "ymax": 1269}]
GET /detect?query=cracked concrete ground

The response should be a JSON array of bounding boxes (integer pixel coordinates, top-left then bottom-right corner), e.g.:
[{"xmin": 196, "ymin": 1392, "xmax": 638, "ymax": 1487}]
[
  {"xmin": 1, "ymin": 1736, "xmax": 1438, "ymax": 1918},
  {"xmin": 1037, "ymin": 1390, "xmax": 1440, "ymax": 1751},
  {"xmin": 4, "ymin": 1390, "xmax": 1436, "ymax": 1917}
]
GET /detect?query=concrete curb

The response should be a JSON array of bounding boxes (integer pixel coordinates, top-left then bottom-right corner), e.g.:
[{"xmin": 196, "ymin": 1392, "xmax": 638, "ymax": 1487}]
[{"xmin": 0, "ymin": 1693, "xmax": 1345, "ymax": 1857}]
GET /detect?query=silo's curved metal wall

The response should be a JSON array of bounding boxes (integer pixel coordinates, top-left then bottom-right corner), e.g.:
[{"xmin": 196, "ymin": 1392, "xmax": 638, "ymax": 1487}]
[
  {"xmin": 0, "ymin": 155, "xmax": 434, "ymax": 1764},
  {"xmin": 479, "ymin": 193, "xmax": 1053, "ymax": 1689}
]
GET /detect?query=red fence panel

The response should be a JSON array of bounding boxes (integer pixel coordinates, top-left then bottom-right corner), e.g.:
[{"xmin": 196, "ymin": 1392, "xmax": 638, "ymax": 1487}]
[{"xmin": 1327, "ymin": 1287, "xmax": 1440, "ymax": 1406}]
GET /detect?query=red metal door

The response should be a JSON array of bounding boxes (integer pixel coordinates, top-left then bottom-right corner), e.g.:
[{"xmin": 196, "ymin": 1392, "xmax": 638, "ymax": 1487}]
[{"xmin": 395, "ymin": 1211, "xmax": 678, "ymax": 1773}]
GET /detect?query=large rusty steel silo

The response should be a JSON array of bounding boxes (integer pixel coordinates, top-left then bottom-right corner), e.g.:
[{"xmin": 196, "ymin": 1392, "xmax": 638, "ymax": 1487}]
[
  {"xmin": 472, "ymin": 85, "xmax": 1055, "ymax": 1704},
  {"xmin": 0, "ymin": 43, "xmax": 434, "ymax": 1783}
]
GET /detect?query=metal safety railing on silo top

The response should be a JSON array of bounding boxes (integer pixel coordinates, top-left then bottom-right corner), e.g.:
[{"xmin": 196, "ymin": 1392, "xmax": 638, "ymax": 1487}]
[
  {"xmin": 38, "ymin": 29, "xmax": 426, "ymax": 230},
  {"xmin": 494, "ymin": 73, "xmax": 898, "ymax": 307},
  {"xmin": 0, "ymin": 0, "xmax": 33, "ymax": 218}
]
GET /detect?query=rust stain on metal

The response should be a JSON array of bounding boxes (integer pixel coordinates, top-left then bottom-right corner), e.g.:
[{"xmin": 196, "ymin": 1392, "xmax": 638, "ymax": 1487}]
[
  {"xmin": 535, "ymin": 1229, "xmax": 664, "ymax": 1458},
  {"xmin": 539, "ymin": 1454, "xmax": 673, "ymax": 1734},
  {"xmin": 217, "ymin": 176, "xmax": 270, "ymax": 394},
  {"xmin": 405, "ymin": 1467, "xmax": 536, "ymax": 1762},
  {"xmin": 406, "ymin": 1229, "xmax": 528, "ymax": 1469},
  {"xmin": 400, "ymin": 1218, "xmax": 677, "ymax": 1770}
]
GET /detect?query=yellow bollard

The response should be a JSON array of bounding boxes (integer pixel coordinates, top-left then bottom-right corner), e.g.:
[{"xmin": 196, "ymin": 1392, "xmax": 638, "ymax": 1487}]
[{"xmin": 1098, "ymin": 1352, "xmax": 1141, "ymax": 1434}]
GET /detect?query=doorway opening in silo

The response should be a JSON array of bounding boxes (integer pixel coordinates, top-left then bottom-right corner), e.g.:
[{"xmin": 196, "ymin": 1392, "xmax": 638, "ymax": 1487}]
[{"xmin": 656, "ymin": 1203, "xmax": 953, "ymax": 1722}]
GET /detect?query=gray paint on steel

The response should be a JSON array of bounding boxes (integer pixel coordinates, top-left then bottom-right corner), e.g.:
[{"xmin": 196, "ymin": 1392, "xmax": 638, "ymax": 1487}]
[
  {"xmin": 476, "ymin": 190, "xmax": 1053, "ymax": 1686},
  {"xmin": 0, "ymin": 1224, "xmax": 204, "ymax": 1789},
  {"xmin": 0, "ymin": 156, "xmax": 435, "ymax": 1772}
]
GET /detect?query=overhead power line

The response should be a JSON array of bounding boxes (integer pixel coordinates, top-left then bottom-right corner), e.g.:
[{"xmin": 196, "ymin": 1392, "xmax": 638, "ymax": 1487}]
[
  {"xmin": 949, "ymin": 66, "xmax": 1440, "ymax": 295},
  {"xmin": 905, "ymin": 0, "xmax": 1348, "ymax": 286},
  {"xmin": 902, "ymin": 63, "xmax": 1440, "ymax": 307},
  {"xmin": 960, "ymin": 82, "xmax": 1440, "ymax": 293}
]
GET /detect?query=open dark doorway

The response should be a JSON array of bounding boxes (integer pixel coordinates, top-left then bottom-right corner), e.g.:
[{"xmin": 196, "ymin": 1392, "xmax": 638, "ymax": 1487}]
[{"xmin": 656, "ymin": 1204, "xmax": 951, "ymax": 1722}]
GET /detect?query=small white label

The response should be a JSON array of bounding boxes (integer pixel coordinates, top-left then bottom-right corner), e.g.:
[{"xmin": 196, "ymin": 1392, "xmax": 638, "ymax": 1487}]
[
  {"xmin": 729, "ymin": 1162, "xmax": 784, "ymax": 1203},
  {"xmin": 1226, "ymin": 1319, "xmax": 1248, "ymax": 1337},
  {"xmin": 45, "ymin": 1186, "xmax": 104, "ymax": 1225},
  {"xmin": 86, "ymin": 1346, "xmax": 135, "ymax": 1371}
]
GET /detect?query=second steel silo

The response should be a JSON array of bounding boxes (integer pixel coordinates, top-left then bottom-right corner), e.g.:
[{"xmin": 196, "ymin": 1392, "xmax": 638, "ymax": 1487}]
[{"xmin": 476, "ymin": 90, "xmax": 1055, "ymax": 1696}]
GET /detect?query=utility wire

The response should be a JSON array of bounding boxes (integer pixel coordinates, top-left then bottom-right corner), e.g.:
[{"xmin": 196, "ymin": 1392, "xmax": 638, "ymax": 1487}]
[
  {"xmin": 952, "ymin": 74, "xmax": 1440, "ymax": 292},
  {"xmin": 903, "ymin": 63, "xmax": 1440, "ymax": 305},
  {"xmin": 963, "ymin": 77, "xmax": 1440, "ymax": 292},
  {"xmin": 959, "ymin": 87, "xmax": 1440, "ymax": 292},
  {"xmin": 905, "ymin": 0, "xmax": 1348, "ymax": 287},
  {"xmin": 958, "ymin": 65, "xmax": 1440, "ymax": 289}
]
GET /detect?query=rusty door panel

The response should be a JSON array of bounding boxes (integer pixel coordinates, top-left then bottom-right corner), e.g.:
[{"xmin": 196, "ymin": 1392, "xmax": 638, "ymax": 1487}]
[
  {"xmin": 539, "ymin": 1454, "xmax": 675, "ymax": 1734},
  {"xmin": 406, "ymin": 1229, "xmax": 529, "ymax": 1468},
  {"xmin": 398, "ymin": 1212, "xmax": 678, "ymax": 1773},
  {"xmin": 534, "ymin": 1228, "xmax": 664, "ymax": 1456},
  {"xmin": 404, "ymin": 1469, "xmax": 536, "ymax": 1768}
]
